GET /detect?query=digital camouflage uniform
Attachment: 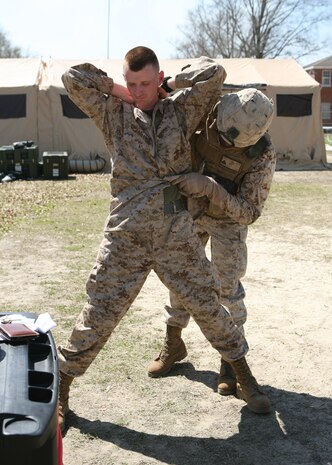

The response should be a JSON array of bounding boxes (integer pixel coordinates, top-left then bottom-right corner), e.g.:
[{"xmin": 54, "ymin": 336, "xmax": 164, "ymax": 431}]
[
  {"xmin": 58, "ymin": 58, "xmax": 249, "ymax": 377},
  {"xmin": 165, "ymin": 133, "xmax": 277, "ymax": 334}
]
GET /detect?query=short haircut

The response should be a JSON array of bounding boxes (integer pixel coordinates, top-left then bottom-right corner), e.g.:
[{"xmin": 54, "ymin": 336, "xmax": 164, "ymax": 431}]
[{"xmin": 124, "ymin": 46, "xmax": 159, "ymax": 72}]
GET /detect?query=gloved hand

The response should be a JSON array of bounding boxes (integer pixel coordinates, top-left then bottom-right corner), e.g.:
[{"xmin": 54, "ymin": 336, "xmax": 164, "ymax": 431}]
[
  {"xmin": 175, "ymin": 56, "xmax": 225, "ymax": 88},
  {"xmin": 171, "ymin": 173, "xmax": 227, "ymax": 207}
]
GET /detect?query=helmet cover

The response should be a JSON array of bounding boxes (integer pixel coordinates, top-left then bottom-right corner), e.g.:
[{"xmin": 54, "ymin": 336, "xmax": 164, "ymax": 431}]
[{"xmin": 216, "ymin": 88, "xmax": 274, "ymax": 147}]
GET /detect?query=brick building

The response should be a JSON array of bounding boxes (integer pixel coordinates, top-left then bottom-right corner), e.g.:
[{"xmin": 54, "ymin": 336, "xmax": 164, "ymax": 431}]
[{"xmin": 304, "ymin": 55, "xmax": 332, "ymax": 127}]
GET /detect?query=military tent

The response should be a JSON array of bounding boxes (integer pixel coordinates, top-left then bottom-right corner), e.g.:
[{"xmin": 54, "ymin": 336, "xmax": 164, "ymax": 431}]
[
  {"xmin": 0, "ymin": 58, "xmax": 43, "ymax": 148},
  {"xmin": 219, "ymin": 57, "xmax": 326, "ymax": 170},
  {"xmin": 37, "ymin": 58, "xmax": 125, "ymax": 163},
  {"xmin": 0, "ymin": 57, "xmax": 327, "ymax": 170}
]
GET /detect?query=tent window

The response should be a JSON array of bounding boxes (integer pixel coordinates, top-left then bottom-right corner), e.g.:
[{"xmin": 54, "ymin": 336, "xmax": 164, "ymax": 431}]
[
  {"xmin": 276, "ymin": 94, "xmax": 312, "ymax": 117},
  {"xmin": 60, "ymin": 95, "xmax": 88, "ymax": 119},
  {"xmin": 0, "ymin": 94, "xmax": 26, "ymax": 119}
]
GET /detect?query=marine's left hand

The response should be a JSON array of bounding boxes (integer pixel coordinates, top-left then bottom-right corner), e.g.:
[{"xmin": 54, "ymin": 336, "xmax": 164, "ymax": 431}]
[
  {"xmin": 171, "ymin": 173, "xmax": 215, "ymax": 197},
  {"xmin": 171, "ymin": 173, "xmax": 228, "ymax": 205},
  {"xmin": 111, "ymin": 83, "xmax": 134, "ymax": 103}
]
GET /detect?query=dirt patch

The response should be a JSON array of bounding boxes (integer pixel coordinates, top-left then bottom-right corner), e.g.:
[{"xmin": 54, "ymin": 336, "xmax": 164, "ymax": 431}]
[{"xmin": 0, "ymin": 171, "xmax": 331, "ymax": 465}]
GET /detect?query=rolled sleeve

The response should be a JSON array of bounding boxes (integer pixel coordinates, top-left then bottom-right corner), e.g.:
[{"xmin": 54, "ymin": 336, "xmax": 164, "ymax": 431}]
[
  {"xmin": 61, "ymin": 63, "xmax": 115, "ymax": 131},
  {"xmin": 172, "ymin": 57, "xmax": 226, "ymax": 138}
]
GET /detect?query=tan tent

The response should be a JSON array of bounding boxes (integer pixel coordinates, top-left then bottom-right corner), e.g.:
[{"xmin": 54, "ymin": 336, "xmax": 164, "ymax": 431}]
[
  {"xmin": 38, "ymin": 57, "xmax": 327, "ymax": 170},
  {"xmin": 37, "ymin": 59, "xmax": 123, "ymax": 161},
  {"xmin": 219, "ymin": 58, "xmax": 327, "ymax": 170},
  {"xmin": 0, "ymin": 58, "xmax": 43, "ymax": 148},
  {"xmin": 0, "ymin": 57, "xmax": 327, "ymax": 170}
]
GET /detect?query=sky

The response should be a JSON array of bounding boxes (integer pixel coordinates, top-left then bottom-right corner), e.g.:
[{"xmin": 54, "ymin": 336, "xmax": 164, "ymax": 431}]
[
  {"xmin": 1, "ymin": 0, "xmax": 200, "ymax": 60},
  {"xmin": 1, "ymin": 0, "xmax": 331, "ymax": 66}
]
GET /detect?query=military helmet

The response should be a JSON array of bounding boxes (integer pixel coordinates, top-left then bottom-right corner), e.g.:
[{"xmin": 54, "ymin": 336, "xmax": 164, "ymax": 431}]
[{"xmin": 216, "ymin": 88, "xmax": 274, "ymax": 147}]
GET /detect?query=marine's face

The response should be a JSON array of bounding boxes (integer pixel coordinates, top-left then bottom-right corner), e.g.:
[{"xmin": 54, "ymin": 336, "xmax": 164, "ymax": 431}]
[{"xmin": 123, "ymin": 63, "xmax": 163, "ymax": 111}]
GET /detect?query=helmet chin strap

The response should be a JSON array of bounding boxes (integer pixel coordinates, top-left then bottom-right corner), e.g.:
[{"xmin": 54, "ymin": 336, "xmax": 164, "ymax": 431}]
[
  {"xmin": 219, "ymin": 134, "xmax": 234, "ymax": 146},
  {"xmin": 220, "ymin": 126, "xmax": 239, "ymax": 146}
]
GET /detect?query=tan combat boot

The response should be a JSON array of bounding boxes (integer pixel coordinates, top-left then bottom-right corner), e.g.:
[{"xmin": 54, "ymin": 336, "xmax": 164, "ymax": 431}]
[
  {"xmin": 148, "ymin": 326, "xmax": 187, "ymax": 377},
  {"xmin": 217, "ymin": 358, "xmax": 237, "ymax": 396},
  {"xmin": 229, "ymin": 357, "xmax": 271, "ymax": 414},
  {"xmin": 58, "ymin": 371, "xmax": 74, "ymax": 432}
]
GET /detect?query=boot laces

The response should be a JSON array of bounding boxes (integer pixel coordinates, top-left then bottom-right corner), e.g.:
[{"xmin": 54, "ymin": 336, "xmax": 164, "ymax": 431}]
[
  {"xmin": 59, "ymin": 373, "xmax": 73, "ymax": 400},
  {"xmin": 235, "ymin": 360, "xmax": 259, "ymax": 388},
  {"xmin": 159, "ymin": 337, "xmax": 174, "ymax": 361},
  {"xmin": 220, "ymin": 359, "xmax": 235, "ymax": 378},
  {"xmin": 159, "ymin": 336, "xmax": 182, "ymax": 362}
]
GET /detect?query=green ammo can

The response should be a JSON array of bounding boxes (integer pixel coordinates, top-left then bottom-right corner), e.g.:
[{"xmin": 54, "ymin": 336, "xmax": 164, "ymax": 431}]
[
  {"xmin": 0, "ymin": 145, "xmax": 15, "ymax": 174},
  {"xmin": 14, "ymin": 144, "xmax": 39, "ymax": 179},
  {"xmin": 43, "ymin": 152, "xmax": 69, "ymax": 180}
]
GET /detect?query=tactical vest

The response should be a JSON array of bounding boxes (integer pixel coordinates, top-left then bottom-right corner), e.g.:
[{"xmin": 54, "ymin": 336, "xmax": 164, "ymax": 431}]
[{"xmin": 191, "ymin": 108, "xmax": 270, "ymax": 218}]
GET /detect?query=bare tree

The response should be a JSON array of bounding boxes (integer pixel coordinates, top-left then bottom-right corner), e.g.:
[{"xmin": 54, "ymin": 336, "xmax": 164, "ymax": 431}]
[
  {"xmin": 174, "ymin": 0, "xmax": 331, "ymax": 59},
  {"xmin": 0, "ymin": 30, "xmax": 23, "ymax": 58}
]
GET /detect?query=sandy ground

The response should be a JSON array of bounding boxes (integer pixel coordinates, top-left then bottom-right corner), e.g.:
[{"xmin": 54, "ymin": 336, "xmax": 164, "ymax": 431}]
[{"xmin": 0, "ymin": 171, "xmax": 331, "ymax": 465}]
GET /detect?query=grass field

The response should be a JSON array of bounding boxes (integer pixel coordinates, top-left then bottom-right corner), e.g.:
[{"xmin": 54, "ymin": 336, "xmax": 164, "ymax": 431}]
[
  {"xmin": 1, "ymin": 170, "xmax": 330, "ymax": 332},
  {"xmin": 0, "ymin": 170, "xmax": 331, "ymax": 465},
  {"xmin": 0, "ymin": 174, "xmax": 110, "ymax": 237},
  {"xmin": 1, "ymin": 169, "xmax": 331, "ymax": 238}
]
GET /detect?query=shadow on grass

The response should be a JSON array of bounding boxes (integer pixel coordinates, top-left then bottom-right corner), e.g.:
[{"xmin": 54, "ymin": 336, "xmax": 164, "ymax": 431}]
[
  {"xmin": 65, "ymin": 383, "xmax": 332, "ymax": 465},
  {"xmin": 166, "ymin": 361, "xmax": 219, "ymax": 391}
]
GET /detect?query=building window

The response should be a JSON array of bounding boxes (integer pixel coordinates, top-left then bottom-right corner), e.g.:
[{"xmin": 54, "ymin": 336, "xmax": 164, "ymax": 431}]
[
  {"xmin": 321, "ymin": 102, "xmax": 331, "ymax": 120},
  {"xmin": 322, "ymin": 70, "xmax": 331, "ymax": 87}
]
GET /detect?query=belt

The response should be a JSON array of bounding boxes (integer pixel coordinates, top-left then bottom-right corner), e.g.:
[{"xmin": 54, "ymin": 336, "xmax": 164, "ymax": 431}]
[{"xmin": 163, "ymin": 185, "xmax": 186, "ymax": 215}]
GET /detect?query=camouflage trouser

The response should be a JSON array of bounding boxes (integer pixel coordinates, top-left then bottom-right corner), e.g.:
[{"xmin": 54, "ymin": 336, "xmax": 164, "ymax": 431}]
[
  {"xmin": 58, "ymin": 211, "xmax": 248, "ymax": 377},
  {"xmin": 165, "ymin": 216, "xmax": 248, "ymax": 335}
]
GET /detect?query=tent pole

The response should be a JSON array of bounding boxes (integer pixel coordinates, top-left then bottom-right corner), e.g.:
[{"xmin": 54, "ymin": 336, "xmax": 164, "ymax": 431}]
[{"xmin": 107, "ymin": 0, "xmax": 110, "ymax": 59}]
